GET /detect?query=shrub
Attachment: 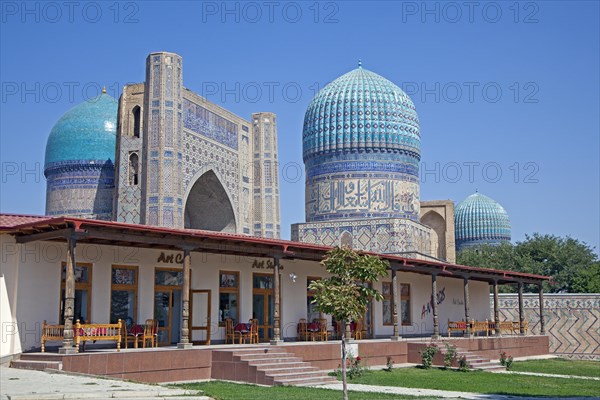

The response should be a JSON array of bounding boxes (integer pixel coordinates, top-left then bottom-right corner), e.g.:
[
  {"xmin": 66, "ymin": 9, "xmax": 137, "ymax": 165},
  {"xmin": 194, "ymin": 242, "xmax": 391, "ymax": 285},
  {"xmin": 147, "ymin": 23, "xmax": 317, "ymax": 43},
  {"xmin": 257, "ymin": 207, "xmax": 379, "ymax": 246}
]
[
  {"xmin": 420, "ymin": 344, "xmax": 438, "ymax": 369},
  {"xmin": 332, "ymin": 351, "xmax": 368, "ymax": 379},
  {"xmin": 458, "ymin": 355, "xmax": 470, "ymax": 372},
  {"xmin": 444, "ymin": 343, "xmax": 457, "ymax": 369},
  {"xmin": 505, "ymin": 355, "xmax": 514, "ymax": 370},
  {"xmin": 500, "ymin": 351, "xmax": 508, "ymax": 366},
  {"xmin": 384, "ymin": 356, "xmax": 394, "ymax": 372}
]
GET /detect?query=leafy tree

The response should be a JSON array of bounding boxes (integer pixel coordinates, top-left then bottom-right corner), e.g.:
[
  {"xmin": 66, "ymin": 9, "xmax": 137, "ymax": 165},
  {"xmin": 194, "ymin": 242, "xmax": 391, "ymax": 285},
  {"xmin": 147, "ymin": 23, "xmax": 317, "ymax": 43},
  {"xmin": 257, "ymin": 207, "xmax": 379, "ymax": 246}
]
[
  {"xmin": 308, "ymin": 247, "xmax": 389, "ymax": 400},
  {"xmin": 457, "ymin": 234, "xmax": 600, "ymax": 293}
]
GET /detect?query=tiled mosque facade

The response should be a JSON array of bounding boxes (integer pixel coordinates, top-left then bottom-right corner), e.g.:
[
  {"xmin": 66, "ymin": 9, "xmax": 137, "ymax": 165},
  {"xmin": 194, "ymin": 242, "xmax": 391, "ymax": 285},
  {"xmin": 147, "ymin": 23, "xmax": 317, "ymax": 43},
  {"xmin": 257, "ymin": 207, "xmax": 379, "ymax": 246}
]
[
  {"xmin": 114, "ymin": 52, "xmax": 280, "ymax": 236},
  {"xmin": 43, "ymin": 52, "xmax": 511, "ymax": 255},
  {"xmin": 45, "ymin": 51, "xmax": 281, "ymax": 237}
]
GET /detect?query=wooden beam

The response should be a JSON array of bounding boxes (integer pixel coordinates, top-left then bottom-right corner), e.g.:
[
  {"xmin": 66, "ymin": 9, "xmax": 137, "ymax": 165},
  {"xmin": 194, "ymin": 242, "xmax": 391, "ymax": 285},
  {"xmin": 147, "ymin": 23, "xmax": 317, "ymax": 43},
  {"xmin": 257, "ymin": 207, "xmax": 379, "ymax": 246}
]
[{"xmin": 14, "ymin": 228, "xmax": 74, "ymax": 243}]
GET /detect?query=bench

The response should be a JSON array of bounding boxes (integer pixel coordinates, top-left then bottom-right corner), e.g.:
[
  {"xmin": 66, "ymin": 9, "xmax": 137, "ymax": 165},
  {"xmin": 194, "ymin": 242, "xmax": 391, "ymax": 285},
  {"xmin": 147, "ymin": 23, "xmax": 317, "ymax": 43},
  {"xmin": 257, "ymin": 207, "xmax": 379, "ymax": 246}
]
[
  {"xmin": 447, "ymin": 320, "xmax": 469, "ymax": 336},
  {"xmin": 74, "ymin": 319, "xmax": 122, "ymax": 352},
  {"xmin": 489, "ymin": 321, "xmax": 529, "ymax": 335},
  {"xmin": 471, "ymin": 319, "xmax": 490, "ymax": 336},
  {"xmin": 41, "ymin": 321, "xmax": 64, "ymax": 352}
]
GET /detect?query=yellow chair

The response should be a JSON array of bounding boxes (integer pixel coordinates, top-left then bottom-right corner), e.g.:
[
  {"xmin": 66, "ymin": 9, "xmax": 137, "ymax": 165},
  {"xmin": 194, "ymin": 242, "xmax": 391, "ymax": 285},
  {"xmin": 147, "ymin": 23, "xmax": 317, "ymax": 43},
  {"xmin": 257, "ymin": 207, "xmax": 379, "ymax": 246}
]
[
  {"xmin": 316, "ymin": 318, "xmax": 328, "ymax": 341},
  {"xmin": 250, "ymin": 319, "xmax": 259, "ymax": 344},
  {"xmin": 141, "ymin": 319, "xmax": 158, "ymax": 348},
  {"xmin": 354, "ymin": 320, "xmax": 363, "ymax": 340},
  {"xmin": 297, "ymin": 318, "xmax": 308, "ymax": 341},
  {"xmin": 225, "ymin": 318, "xmax": 237, "ymax": 344}
]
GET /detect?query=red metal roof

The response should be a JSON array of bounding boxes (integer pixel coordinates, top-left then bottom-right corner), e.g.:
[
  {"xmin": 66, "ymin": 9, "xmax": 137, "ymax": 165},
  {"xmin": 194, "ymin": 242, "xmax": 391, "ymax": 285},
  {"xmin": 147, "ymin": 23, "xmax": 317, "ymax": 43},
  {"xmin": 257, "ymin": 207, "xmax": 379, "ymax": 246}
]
[
  {"xmin": 0, "ymin": 213, "xmax": 54, "ymax": 229},
  {"xmin": 0, "ymin": 213, "xmax": 550, "ymax": 283}
]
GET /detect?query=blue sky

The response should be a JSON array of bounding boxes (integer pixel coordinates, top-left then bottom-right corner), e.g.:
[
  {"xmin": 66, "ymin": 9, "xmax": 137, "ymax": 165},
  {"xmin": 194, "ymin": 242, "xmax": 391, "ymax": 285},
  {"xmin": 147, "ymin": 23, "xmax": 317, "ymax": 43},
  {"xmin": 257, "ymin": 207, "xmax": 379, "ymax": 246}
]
[{"xmin": 1, "ymin": 1, "xmax": 598, "ymax": 252}]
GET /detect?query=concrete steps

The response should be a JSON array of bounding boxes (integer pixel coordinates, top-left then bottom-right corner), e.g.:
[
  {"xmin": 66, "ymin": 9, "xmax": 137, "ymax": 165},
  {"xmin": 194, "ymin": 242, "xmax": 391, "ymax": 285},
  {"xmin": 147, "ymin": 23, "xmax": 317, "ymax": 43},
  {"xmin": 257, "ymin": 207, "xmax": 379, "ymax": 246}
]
[
  {"xmin": 452, "ymin": 346, "xmax": 505, "ymax": 371},
  {"xmin": 212, "ymin": 348, "xmax": 337, "ymax": 386},
  {"xmin": 10, "ymin": 353, "xmax": 64, "ymax": 371}
]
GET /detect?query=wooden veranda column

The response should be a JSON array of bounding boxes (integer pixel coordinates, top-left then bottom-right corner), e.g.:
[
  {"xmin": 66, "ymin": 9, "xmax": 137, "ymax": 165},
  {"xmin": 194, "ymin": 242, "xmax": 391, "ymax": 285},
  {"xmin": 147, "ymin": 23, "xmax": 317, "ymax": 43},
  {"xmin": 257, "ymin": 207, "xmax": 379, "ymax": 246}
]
[
  {"xmin": 391, "ymin": 268, "xmax": 401, "ymax": 341},
  {"xmin": 538, "ymin": 284, "xmax": 546, "ymax": 335},
  {"xmin": 493, "ymin": 280, "xmax": 501, "ymax": 336},
  {"xmin": 463, "ymin": 276, "xmax": 471, "ymax": 337},
  {"xmin": 431, "ymin": 273, "xmax": 440, "ymax": 339},
  {"xmin": 59, "ymin": 236, "xmax": 77, "ymax": 354},
  {"xmin": 178, "ymin": 248, "xmax": 192, "ymax": 349},
  {"xmin": 518, "ymin": 281, "xmax": 525, "ymax": 335},
  {"xmin": 271, "ymin": 256, "xmax": 283, "ymax": 345}
]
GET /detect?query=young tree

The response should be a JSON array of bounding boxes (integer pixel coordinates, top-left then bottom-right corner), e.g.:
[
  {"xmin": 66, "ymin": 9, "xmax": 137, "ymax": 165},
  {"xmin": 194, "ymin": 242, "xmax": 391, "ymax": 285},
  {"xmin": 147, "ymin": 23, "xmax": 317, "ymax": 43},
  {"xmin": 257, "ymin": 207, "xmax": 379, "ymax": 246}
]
[{"xmin": 308, "ymin": 246, "xmax": 389, "ymax": 400}]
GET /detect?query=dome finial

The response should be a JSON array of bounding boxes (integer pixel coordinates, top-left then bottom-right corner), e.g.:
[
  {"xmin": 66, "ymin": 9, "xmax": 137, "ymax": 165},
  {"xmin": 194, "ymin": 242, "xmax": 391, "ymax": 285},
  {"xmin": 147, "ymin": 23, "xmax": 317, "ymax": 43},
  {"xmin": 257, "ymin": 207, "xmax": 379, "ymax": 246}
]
[
  {"xmin": 102, "ymin": 86, "xmax": 106, "ymax": 94},
  {"xmin": 358, "ymin": 59, "xmax": 362, "ymax": 68}
]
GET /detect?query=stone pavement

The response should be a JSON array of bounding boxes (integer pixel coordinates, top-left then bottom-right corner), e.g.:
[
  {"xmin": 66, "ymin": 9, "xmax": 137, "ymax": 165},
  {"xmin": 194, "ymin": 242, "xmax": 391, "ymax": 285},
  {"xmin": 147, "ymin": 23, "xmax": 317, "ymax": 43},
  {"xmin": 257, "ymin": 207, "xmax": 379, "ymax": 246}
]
[{"xmin": 0, "ymin": 367, "xmax": 210, "ymax": 400}]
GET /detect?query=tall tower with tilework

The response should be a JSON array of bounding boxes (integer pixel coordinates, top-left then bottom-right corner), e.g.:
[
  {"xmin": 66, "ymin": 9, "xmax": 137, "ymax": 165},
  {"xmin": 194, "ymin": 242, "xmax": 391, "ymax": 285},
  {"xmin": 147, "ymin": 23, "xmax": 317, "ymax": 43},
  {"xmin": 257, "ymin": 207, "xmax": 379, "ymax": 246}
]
[
  {"xmin": 252, "ymin": 112, "xmax": 281, "ymax": 238},
  {"xmin": 140, "ymin": 52, "xmax": 184, "ymax": 228}
]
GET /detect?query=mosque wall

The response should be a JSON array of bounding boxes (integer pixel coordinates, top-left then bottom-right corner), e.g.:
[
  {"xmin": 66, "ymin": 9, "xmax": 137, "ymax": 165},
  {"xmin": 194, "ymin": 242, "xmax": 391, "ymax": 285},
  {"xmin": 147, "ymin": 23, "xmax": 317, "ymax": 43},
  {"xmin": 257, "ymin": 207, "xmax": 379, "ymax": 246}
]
[
  {"xmin": 420, "ymin": 200, "xmax": 456, "ymax": 263},
  {"xmin": 114, "ymin": 83, "xmax": 144, "ymax": 224},
  {"xmin": 292, "ymin": 217, "xmax": 435, "ymax": 257}
]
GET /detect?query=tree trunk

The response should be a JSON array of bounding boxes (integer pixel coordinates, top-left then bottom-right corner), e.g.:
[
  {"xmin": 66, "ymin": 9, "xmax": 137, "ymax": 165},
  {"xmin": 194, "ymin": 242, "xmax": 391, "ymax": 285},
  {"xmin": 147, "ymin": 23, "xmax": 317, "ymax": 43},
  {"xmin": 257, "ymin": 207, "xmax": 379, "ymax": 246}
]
[{"xmin": 341, "ymin": 320, "xmax": 348, "ymax": 400}]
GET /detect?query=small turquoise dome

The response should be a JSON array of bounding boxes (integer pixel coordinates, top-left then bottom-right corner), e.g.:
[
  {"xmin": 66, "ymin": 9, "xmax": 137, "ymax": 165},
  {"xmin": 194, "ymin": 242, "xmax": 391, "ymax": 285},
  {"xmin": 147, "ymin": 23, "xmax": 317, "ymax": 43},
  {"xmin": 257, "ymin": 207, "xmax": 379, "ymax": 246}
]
[
  {"xmin": 455, "ymin": 192, "xmax": 511, "ymax": 251},
  {"xmin": 303, "ymin": 66, "xmax": 420, "ymax": 162},
  {"xmin": 44, "ymin": 93, "xmax": 117, "ymax": 170}
]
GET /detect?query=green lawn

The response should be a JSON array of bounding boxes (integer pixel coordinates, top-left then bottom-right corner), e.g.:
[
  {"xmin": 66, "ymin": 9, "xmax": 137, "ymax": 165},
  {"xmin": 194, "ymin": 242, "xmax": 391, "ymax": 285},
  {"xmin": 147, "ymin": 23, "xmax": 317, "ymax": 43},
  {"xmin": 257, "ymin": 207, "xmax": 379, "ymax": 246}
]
[
  {"xmin": 175, "ymin": 381, "xmax": 429, "ymax": 400},
  {"xmin": 342, "ymin": 367, "xmax": 600, "ymax": 397},
  {"xmin": 512, "ymin": 358, "xmax": 600, "ymax": 378}
]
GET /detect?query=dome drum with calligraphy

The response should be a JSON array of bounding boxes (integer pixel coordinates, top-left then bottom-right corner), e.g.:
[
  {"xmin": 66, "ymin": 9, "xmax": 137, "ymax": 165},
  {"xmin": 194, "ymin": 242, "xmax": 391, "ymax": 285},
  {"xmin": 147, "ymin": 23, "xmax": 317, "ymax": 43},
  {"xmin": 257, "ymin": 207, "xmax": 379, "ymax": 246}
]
[{"xmin": 302, "ymin": 66, "xmax": 421, "ymax": 222}]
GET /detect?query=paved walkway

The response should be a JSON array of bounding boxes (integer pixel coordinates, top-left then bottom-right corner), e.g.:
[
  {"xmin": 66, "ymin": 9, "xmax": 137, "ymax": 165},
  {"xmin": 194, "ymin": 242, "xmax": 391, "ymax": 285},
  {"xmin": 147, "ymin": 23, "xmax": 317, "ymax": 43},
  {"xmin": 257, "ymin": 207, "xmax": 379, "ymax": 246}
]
[
  {"xmin": 316, "ymin": 382, "xmax": 597, "ymax": 399},
  {"xmin": 0, "ymin": 367, "xmax": 210, "ymax": 400},
  {"xmin": 496, "ymin": 370, "xmax": 600, "ymax": 381}
]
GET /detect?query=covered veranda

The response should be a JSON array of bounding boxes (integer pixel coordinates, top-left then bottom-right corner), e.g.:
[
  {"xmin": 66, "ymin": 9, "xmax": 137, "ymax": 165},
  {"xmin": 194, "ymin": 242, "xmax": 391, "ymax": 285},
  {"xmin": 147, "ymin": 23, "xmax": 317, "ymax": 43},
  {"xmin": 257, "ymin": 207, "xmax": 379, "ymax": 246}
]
[{"xmin": 2, "ymin": 215, "xmax": 550, "ymax": 355}]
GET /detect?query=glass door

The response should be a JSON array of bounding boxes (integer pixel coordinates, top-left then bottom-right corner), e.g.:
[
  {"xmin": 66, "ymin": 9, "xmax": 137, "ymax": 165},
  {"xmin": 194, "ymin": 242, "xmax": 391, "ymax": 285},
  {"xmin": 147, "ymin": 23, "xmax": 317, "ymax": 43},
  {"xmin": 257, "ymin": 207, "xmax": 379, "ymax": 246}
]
[
  {"xmin": 252, "ymin": 273, "xmax": 274, "ymax": 342},
  {"xmin": 154, "ymin": 268, "xmax": 183, "ymax": 345}
]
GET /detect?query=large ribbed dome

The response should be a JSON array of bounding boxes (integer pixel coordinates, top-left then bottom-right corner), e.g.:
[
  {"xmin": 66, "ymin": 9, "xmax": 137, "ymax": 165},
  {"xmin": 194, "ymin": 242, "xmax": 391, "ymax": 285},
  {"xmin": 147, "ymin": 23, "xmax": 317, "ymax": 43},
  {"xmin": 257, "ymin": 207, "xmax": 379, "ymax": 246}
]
[
  {"xmin": 302, "ymin": 66, "xmax": 420, "ymax": 161},
  {"xmin": 455, "ymin": 192, "xmax": 511, "ymax": 251},
  {"xmin": 302, "ymin": 66, "xmax": 421, "ymax": 223},
  {"xmin": 44, "ymin": 93, "xmax": 117, "ymax": 170}
]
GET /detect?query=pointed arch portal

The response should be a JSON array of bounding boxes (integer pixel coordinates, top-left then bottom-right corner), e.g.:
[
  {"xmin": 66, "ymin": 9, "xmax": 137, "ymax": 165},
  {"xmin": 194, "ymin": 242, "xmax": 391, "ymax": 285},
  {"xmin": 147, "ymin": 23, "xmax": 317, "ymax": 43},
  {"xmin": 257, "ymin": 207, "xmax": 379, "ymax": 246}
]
[{"xmin": 184, "ymin": 170, "xmax": 236, "ymax": 232}]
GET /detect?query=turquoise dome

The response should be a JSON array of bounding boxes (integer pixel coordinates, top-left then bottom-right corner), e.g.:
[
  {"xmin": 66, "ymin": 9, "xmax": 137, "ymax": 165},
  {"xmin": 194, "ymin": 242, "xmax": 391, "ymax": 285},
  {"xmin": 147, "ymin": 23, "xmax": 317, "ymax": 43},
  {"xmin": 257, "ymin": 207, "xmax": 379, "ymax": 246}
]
[
  {"xmin": 44, "ymin": 93, "xmax": 117, "ymax": 170},
  {"xmin": 455, "ymin": 192, "xmax": 511, "ymax": 251},
  {"xmin": 302, "ymin": 66, "xmax": 420, "ymax": 162},
  {"xmin": 302, "ymin": 65, "xmax": 422, "ymax": 223}
]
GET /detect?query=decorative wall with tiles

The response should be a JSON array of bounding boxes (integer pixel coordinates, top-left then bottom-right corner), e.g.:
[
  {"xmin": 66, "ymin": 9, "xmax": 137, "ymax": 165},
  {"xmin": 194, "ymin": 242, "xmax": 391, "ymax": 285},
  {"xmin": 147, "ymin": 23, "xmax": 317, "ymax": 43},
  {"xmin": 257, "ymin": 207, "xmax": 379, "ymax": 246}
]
[
  {"xmin": 291, "ymin": 217, "xmax": 435, "ymax": 256},
  {"xmin": 45, "ymin": 161, "xmax": 114, "ymax": 221},
  {"xmin": 492, "ymin": 293, "xmax": 599, "ymax": 360}
]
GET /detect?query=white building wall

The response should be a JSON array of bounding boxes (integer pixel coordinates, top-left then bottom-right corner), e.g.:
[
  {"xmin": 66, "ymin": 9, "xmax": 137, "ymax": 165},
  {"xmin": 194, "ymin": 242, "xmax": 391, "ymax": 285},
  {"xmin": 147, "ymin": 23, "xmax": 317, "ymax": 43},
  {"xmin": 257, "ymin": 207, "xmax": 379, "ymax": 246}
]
[{"xmin": 1, "ymin": 233, "xmax": 491, "ymax": 351}]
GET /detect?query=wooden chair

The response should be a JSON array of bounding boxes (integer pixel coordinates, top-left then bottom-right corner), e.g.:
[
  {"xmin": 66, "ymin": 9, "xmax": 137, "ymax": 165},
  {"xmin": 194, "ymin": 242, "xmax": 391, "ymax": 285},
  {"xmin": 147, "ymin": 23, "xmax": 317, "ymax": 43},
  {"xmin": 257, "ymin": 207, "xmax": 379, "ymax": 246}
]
[
  {"xmin": 225, "ymin": 318, "xmax": 236, "ymax": 344},
  {"xmin": 316, "ymin": 318, "xmax": 328, "ymax": 341},
  {"xmin": 297, "ymin": 318, "xmax": 308, "ymax": 341},
  {"xmin": 141, "ymin": 319, "xmax": 158, "ymax": 348},
  {"xmin": 250, "ymin": 319, "xmax": 259, "ymax": 344},
  {"xmin": 354, "ymin": 320, "xmax": 363, "ymax": 340}
]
